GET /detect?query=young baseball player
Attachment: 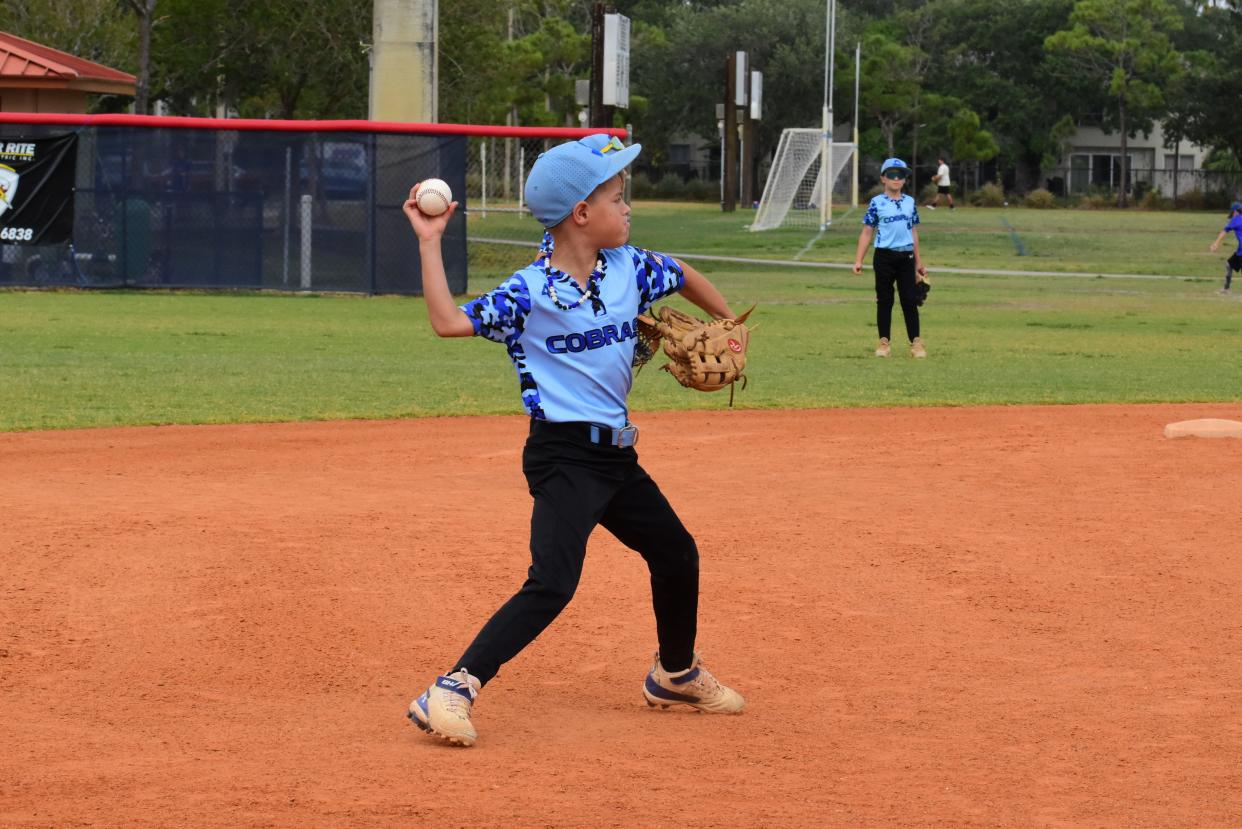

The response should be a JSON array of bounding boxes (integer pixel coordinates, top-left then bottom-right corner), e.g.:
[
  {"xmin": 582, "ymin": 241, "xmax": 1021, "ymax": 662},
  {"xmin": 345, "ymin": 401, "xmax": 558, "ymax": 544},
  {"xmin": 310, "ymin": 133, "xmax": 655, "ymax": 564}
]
[
  {"xmin": 1209, "ymin": 201, "xmax": 1242, "ymax": 294},
  {"xmin": 925, "ymin": 155, "xmax": 955, "ymax": 210},
  {"xmin": 402, "ymin": 134, "xmax": 745, "ymax": 747},
  {"xmin": 853, "ymin": 157, "xmax": 928, "ymax": 358}
]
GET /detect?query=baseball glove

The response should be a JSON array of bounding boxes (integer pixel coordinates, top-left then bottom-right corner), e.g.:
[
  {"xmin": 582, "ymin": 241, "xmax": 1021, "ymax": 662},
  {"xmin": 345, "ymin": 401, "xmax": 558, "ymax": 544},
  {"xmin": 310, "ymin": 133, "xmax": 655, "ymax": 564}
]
[
  {"xmin": 914, "ymin": 272, "xmax": 931, "ymax": 306},
  {"xmin": 635, "ymin": 305, "xmax": 755, "ymax": 404}
]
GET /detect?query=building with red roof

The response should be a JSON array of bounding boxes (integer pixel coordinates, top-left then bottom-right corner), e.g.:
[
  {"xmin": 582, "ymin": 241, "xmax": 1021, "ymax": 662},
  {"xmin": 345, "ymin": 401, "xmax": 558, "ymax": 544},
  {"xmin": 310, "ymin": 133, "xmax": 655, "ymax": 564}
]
[{"xmin": 0, "ymin": 31, "xmax": 135, "ymax": 113}]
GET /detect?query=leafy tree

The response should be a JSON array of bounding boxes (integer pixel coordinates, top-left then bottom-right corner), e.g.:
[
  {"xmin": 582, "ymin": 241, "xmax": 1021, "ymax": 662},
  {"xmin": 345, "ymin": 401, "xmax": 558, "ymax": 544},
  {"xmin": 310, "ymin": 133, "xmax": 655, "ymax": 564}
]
[
  {"xmin": 1045, "ymin": 0, "xmax": 1182, "ymax": 206},
  {"xmin": 0, "ymin": 0, "xmax": 137, "ymax": 111},
  {"xmin": 632, "ymin": 0, "xmax": 867, "ymax": 171},
  {"xmin": 151, "ymin": 0, "xmax": 369, "ymax": 118},
  {"xmin": 857, "ymin": 32, "xmax": 923, "ymax": 156},
  {"xmin": 441, "ymin": 1, "xmax": 591, "ymax": 127},
  {"xmin": 947, "ymin": 107, "xmax": 998, "ymax": 169},
  {"xmin": 440, "ymin": 0, "xmax": 516, "ymax": 124},
  {"xmin": 910, "ymin": 0, "xmax": 1087, "ymax": 191},
  {"xmin": 1176, "ymin": 2, "xmax": 1242, "ymax": 175}
]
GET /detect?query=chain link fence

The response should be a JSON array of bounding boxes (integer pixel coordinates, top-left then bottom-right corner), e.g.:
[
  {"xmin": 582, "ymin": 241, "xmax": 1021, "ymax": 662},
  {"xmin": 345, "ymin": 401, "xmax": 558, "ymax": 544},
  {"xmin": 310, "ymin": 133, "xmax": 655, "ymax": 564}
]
[
  {"xmin": 0, "ymin": 115, "xmax": 472, "ymax": 294},
  {"xmin": 0, "ymin": 120, "xmax": 629, "ymax": 296},
  {"xmin": 462, "ymin": 131, "xmax": 631, "ymax": 284}
]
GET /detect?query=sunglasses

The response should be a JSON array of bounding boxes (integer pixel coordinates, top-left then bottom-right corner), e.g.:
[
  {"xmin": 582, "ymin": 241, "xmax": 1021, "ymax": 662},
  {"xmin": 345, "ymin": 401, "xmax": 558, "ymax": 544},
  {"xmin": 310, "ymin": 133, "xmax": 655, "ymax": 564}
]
[{"xmin": 883, "ymin": 170, "xmax": 909, "ymax": 180}]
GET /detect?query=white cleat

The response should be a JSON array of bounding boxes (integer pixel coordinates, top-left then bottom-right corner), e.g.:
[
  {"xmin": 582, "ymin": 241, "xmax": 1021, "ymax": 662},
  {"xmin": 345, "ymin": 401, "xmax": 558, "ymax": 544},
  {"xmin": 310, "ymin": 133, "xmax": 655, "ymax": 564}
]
[
  {"xmin": 407, "ymin": 668, "xmax": 482, "ymax": 747},
  {"xmin": 643, "ymin": 652, "xmax": 745, "ymax": 714}
]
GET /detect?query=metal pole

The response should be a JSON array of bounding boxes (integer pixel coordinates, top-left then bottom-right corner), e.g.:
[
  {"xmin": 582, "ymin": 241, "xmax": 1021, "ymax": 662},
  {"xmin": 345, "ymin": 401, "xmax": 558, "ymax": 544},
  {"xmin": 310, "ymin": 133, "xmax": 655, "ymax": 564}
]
[
  {"xmin": 820, "ymin": 0, "xmax": 836, "ymax": 228},
  {"xmin": 852, "ymin": 41, "xmax": 860, "ymax": 208},
  {"xmin": 300, "ymin": 193, "xmax": 312, "ymax": 289},
  {"xmin": 518, "ymin": 143, "xmax": 526, "ymax": 211},
  {"xmin": 480, "ymin": 141, "xmax": 487, "ymax": 218},
  {"xmin": 282, "ymin": 146, "xmax": 291, "ymax": 285},
  {"xmin": 739, "ymin": 126, "xmax": 745, "ymax": 204}
]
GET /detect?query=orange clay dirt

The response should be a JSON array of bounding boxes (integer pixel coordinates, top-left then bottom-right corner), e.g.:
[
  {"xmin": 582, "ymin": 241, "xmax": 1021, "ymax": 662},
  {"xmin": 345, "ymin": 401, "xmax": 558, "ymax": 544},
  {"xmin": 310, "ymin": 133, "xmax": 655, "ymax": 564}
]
[{"xmin": 2, "ymin": 404, "xmax": 1240, "ymax": 828}]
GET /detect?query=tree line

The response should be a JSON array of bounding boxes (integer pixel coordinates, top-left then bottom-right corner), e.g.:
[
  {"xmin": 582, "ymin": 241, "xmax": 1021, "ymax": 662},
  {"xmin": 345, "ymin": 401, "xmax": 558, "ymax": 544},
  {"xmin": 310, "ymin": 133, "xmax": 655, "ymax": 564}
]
[{"xmin": 2, "ymin": 0, "xmax": 1238, "ymax": 199}]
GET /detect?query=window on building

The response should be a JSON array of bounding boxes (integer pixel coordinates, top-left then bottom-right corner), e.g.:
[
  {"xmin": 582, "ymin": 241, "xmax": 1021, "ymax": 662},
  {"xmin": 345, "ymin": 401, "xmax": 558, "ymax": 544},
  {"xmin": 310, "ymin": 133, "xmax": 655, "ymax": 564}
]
[
  {"xmin": 1069, "ymin": 152, "xmax": 1140, "ymax": 193},
  {"xmin": 1163, "ymin": 154, "xmax": 1195, "ymax": 170},
  {"xmin": 669, "ymin": 144, "xmax": 691, "ymax": 165}
]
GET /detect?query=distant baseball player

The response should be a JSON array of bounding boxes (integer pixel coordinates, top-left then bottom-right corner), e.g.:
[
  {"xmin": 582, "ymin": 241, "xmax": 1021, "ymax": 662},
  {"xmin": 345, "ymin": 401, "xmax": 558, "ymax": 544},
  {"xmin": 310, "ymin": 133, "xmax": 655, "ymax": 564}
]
[
  {"xmin": 1209, "ymin": 201, "xmax": 1242, "ymax": 295},
  {"xmin": 853, "ymin": 157, "xmax": 929, "ymax": 358},
  {"xmin": 401, "ymin": 134, "xmax": 746, "ymax": 747},
  {"xmin": 924, "ymin": 155, "xmax": 955, "ymax": 210}
]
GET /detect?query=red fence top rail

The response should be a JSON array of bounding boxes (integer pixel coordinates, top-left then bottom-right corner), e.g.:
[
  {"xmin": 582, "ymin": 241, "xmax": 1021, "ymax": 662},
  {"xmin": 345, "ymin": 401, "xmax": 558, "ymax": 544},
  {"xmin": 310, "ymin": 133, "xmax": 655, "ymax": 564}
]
[{"xmin": 0, "ymin": 112, "xmax": 627, "ymax": 139}]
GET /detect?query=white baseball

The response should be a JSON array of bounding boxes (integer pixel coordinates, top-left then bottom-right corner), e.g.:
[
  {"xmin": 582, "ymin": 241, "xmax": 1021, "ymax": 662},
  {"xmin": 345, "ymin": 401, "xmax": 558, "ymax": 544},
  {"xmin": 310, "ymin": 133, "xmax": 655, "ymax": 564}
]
[{"xmin": 416, "ymin": 178, "xmax": 452, "ymax": 217}]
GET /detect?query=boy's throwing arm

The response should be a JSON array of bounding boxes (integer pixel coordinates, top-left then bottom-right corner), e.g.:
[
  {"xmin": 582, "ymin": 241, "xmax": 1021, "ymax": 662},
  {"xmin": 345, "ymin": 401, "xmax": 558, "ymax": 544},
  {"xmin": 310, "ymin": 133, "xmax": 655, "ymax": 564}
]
[{"xmin": 404, "ymin": 183, "xmax": 474, "ymax": 338}]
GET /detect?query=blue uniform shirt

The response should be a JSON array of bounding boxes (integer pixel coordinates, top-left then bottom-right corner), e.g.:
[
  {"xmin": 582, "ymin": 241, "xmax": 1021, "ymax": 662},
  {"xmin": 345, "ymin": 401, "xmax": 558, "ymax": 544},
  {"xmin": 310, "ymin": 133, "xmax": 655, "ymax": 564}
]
[
  {"xmin": 1225, "ymin": 214, "xmax": 1242, "ymax": 253},
  {"xmin": 863, "ymin": 193, "xmax": 920, "ymax": 250},
  {"xmin": 460, "ymin": 245, "xmax": 685, "ymax": 428}
]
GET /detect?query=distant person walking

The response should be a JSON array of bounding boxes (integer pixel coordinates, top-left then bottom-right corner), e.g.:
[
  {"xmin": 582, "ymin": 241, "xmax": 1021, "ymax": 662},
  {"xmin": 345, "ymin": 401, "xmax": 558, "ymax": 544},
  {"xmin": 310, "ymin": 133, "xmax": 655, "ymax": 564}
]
[
  {"xmin": 925, "ymin": 155, "xmax": 955, "ymax": 210},
  {"xmin": 853, "ymin": 158, "xmax": 928, "ymax": 358},
  {"xmin": 1208, "ymin": 201, "xmax": 1242, "ymax": 294}
]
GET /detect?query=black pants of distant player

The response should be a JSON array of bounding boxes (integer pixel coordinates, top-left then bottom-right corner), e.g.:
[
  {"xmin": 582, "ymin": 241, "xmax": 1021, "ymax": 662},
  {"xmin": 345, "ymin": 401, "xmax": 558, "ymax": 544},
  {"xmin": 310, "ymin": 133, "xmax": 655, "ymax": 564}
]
[
  {"xmin": 873, "ymin": 246, "xmax": 921, "ymax": 341},
  {"xmin": 1225, "ymin": 253, "xmax": 1241, "ymax": 289},
  {"xmin": 453, "ymin": 419, "xmax": 699, "ymax": 685}
]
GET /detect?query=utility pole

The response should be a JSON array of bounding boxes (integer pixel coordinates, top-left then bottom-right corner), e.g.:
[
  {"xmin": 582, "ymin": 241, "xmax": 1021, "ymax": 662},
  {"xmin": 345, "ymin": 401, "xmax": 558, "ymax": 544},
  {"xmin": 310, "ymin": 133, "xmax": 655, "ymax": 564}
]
[
  {"xmin": 588, "ymin": 2, "xmax": 616, "ymax": 129},
  {"xmin": 370, "ymin": 0, "xmax": 438, "ymax": 122},
  {"xmin": 744, "ymin": 69, "xmax": 762, "ymax": 209},
  {"xmin": 723, "ymin": 52, "xmax": 738, "ymax": 212}
]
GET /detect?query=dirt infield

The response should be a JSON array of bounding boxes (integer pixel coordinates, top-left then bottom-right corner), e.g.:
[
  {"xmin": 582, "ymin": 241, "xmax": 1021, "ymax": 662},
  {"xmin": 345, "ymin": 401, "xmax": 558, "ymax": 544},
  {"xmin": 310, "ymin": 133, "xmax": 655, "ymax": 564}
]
[{"xmin": 2, "ymin": 404, "xmax": 1240, "ymax": 828}]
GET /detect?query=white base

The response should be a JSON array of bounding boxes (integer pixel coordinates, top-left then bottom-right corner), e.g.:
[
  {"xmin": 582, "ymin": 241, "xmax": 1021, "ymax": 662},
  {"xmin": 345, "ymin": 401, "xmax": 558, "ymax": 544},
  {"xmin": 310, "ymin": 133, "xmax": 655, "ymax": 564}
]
[{"xmin": 1163, "ymin": 418, "xmax": 1242, "ymax": 439}]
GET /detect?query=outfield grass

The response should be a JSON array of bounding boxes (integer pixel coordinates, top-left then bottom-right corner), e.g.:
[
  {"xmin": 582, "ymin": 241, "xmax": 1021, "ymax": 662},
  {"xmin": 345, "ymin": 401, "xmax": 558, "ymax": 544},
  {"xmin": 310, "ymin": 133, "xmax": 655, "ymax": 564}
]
[
  {"xmin": 2, "ymin": 266, "xmax": 1238, "ymax": 431},
  {"xmin": 468, "ymin": 201, "xmax": 1233, "ymax": 278}
]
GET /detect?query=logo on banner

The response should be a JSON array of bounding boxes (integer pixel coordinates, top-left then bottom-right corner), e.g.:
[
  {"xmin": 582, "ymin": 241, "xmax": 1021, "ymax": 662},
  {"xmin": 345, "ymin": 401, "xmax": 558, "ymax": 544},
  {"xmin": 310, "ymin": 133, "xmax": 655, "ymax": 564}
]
[
  {"xmin": 0, "ymin": 164, "xmax": 19, "ymax": 218},
  {"xmin": 0, "ymin": 134, "xmax": 77, "ymax": 245}
]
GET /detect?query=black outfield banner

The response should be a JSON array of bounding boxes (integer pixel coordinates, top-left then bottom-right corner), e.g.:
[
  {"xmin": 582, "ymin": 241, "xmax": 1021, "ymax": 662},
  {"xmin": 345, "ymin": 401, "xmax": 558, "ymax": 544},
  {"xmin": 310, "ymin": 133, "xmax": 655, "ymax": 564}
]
[{"xmin": 0, "ymin": 134, "xmax": 77, "ymax": 245}]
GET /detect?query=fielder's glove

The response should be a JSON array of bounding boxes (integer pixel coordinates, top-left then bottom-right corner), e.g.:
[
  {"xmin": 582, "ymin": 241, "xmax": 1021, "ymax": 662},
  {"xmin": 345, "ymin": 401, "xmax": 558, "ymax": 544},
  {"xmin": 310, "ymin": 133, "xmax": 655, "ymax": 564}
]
[
  {"xmin": 635, "ymin": 305, "xmax": 755, "ymax": 405},
  {"xmin": 914, "ymin": 273, "xmax": 931, "ymax": 307}
]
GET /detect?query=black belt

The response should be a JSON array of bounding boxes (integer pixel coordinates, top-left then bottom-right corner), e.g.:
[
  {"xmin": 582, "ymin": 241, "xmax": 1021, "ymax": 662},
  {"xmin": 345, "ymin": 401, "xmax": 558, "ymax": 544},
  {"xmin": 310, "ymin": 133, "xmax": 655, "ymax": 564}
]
[{"xmin": 532, "ymin": 419, "xmax": 640, "ymax": 448}]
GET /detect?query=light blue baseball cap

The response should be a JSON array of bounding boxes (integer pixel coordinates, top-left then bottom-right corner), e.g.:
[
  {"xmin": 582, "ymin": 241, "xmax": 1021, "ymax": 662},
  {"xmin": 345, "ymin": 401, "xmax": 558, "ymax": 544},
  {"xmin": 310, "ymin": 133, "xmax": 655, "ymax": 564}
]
[
  {"xmin": 524, "ymin": 134, "xmax": 642, "ymax": 227},
  {"xmin": 880, "ymin": 157, "xmax": 910, "ymax": 174}
]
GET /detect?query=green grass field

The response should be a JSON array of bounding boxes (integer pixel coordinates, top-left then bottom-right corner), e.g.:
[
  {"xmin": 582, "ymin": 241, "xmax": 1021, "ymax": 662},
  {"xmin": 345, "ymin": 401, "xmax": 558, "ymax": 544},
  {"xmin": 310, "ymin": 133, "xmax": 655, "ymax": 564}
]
[
  {"xmin": 469, "ymin": 201, "xmax": 1235, "ymax": 278},
  {"xmin": 4, "ymin": 199, "xmax": 1240, "ymax": 432},
  {"xmin": 2, "ymin": 202, "xmax": 1239, "ymax": 431}
]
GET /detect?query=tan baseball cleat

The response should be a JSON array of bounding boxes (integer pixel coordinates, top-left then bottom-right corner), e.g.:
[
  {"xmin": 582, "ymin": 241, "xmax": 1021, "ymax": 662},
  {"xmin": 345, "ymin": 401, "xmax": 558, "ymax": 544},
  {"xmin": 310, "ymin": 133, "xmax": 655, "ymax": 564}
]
[
  {"xmin": 407, "ymin": 668, "xmax": 482, "ymax": 746},
  {"xmin": 911, "ymin": 337, "xmax": 927, "ymax": 358},
  {"xmin": 643, "ymin": 652, "xmax": 745, "ymax": 714},
  {"xmin": 875, "ymin": 337, "xmax": 891, "ymax": 358}
]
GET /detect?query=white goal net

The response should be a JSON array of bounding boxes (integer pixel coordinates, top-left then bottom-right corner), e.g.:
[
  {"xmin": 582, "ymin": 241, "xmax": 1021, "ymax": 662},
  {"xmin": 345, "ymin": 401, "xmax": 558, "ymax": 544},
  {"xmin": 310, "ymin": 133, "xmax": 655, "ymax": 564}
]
[{"xmin": 751, "ymin": 129, "xmax": 855, "ymax": 231}]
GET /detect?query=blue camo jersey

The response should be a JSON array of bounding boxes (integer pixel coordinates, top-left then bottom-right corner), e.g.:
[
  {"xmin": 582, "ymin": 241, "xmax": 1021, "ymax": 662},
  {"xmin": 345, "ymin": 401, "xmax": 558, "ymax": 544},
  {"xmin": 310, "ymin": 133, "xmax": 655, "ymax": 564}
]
[
  {"xmin": 460, "ymin": 245, "xmax": 684, "ymax": 427},
  {"xmin": 1225, "ymin": 214, "xmax": 1242, "ymax": 253},
  {"xmin": 863, "ymin": 193, "xmax": 920, "ymax": 250}
]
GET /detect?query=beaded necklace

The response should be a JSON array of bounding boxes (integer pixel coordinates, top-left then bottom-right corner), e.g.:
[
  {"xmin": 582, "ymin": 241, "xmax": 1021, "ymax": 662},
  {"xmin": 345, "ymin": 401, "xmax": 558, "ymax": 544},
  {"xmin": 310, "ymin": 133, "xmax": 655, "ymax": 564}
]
[{"xmin": 539, "ymin": 232, "xmax": 605, "ymax": 313}]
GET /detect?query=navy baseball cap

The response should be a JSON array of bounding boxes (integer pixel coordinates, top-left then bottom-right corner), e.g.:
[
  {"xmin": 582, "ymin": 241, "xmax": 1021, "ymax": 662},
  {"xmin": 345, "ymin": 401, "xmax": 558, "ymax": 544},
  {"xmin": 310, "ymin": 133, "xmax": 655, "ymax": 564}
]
[
  {"xmin": 880, "ymin": 157, "xmax": 910, "ymax": 175},
  {"xmin": 1231, "ymin": 201, "xmax": 1242, "ymax": 212},
  {"xmin": 524, "ymin": 134, "xmax": 642, "ymax": 227}
]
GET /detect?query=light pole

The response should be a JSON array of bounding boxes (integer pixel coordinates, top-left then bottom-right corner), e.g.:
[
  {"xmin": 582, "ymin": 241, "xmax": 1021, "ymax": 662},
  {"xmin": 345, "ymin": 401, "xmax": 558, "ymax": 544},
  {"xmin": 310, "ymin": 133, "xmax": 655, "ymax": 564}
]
[
  {"xmin": 852, "ymin": 41, "xmax": 860, "ymax": 208},
  {"xmin": 819, "ymin": 0, "xmax": 836, "ymax": 229}
]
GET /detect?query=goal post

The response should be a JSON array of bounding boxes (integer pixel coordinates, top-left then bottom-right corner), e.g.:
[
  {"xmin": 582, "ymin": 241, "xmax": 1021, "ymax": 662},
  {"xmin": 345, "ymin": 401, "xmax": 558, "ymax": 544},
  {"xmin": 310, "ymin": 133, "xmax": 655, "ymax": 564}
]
[{"xmin": 751, "ymin": 128, "xmax": 856, "ymax": 232}]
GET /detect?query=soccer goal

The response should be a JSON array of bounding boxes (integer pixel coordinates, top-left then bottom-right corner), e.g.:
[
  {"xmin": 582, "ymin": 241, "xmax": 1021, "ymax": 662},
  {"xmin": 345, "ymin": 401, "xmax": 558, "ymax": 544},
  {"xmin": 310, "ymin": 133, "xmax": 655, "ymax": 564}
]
[{"xmin": 751, "ymin": 129, "xmax": 855, "ymax": 232}]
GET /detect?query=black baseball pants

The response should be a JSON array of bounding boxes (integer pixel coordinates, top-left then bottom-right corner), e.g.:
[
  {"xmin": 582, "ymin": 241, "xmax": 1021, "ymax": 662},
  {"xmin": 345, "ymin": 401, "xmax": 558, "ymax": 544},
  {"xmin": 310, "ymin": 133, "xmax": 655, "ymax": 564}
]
[
  {"xmin": 452, "ymin": 419, "xmax": 699, "ymax": 685},
  {"xmin": 874, "ymin": 246, "xmax": 921, "ymax": 341}
]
